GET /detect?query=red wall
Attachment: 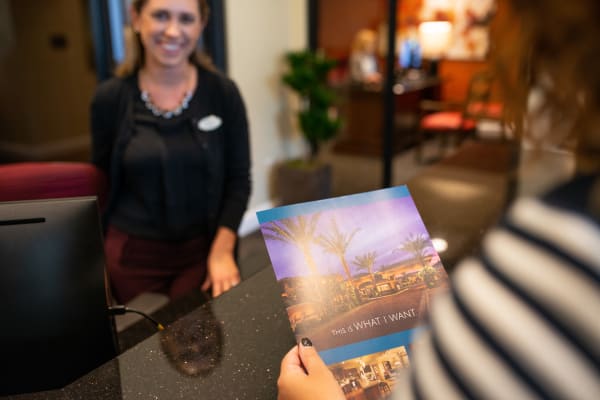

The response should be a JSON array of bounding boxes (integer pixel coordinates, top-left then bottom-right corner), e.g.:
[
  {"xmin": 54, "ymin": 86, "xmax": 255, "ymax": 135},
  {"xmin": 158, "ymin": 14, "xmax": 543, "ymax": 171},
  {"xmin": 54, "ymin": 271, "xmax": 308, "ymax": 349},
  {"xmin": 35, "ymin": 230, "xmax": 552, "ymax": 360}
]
[
  {"xmin": 318, "ymin": 0, "xmax": 386, "ymax": 59},
  {"xmin": 438, "ymin": 60, "xmax": 492, "ymax": 102}
]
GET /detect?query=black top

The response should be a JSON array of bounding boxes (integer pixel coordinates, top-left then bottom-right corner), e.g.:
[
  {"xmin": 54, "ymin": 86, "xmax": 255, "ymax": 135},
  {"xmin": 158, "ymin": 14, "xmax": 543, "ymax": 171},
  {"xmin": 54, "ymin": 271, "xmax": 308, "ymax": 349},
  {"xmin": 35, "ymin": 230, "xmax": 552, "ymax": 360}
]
[
  {"xmin": 111, "ymin": 79, "xmax": 213, "ymax": 239},
  {"xmin": 90, "ymin": 65, "xmax": 251, "ymax": 241}
]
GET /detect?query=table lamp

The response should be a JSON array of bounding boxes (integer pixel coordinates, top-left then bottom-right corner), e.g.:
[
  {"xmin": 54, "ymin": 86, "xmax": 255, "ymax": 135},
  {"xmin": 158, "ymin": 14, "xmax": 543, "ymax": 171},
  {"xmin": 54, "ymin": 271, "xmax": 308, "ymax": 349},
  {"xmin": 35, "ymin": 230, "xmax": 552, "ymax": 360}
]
[{"xmin": 418, "ymin": 20, "xmax": 452, "ymax": 76}]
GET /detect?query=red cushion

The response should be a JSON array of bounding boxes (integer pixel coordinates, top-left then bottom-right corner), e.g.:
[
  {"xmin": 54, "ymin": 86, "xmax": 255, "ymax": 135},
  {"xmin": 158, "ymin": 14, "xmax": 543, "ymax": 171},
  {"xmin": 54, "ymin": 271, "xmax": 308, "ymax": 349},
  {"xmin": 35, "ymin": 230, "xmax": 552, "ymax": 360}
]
[
  {"xmin": 485, "ymin": 102, "xmax": 504, "ymax": 119},
  {"xmin": 467, "ymin": 102, "xmax": 504, "ymax": 119},
  {"xmin": 420, "ymin": 111, "xmax": 476, "ymax": 131},
  {"xmin": 0, "ymin": 162, "xmax": 107, "ymax": 207}
]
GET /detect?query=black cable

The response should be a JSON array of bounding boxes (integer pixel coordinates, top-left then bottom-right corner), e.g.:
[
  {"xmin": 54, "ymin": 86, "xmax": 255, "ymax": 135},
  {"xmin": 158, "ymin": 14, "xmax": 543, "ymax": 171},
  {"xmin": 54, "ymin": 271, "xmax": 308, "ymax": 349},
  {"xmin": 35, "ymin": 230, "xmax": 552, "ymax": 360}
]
[{"xmin": 108, "ymin": 305, "xmax": 165, "ymax": 331}]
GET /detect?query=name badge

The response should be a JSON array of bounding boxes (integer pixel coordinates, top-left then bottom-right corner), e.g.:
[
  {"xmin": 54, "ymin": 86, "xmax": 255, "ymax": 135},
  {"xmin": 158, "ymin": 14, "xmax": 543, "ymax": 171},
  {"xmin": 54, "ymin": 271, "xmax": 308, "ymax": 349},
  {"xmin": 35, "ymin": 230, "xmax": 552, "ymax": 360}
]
[{"xmin": 197, "ymin": 115, "xmax": 222, "ymax": 131}]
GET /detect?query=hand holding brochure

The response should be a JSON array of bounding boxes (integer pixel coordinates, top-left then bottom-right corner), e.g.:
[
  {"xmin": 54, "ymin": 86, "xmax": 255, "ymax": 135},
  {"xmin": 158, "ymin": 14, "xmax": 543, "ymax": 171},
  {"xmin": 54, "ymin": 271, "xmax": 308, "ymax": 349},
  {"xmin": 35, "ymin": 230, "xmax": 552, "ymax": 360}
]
[{"xmin": 257, "ymin": 186, "xmax": 450, "ymax": 398}]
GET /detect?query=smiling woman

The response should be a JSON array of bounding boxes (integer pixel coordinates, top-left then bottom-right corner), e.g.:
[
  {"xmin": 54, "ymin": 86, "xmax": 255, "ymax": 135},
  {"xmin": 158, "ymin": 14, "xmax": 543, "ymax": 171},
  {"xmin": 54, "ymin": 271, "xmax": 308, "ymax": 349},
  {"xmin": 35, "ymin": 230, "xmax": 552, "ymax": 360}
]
[
  {"xmin": 133, "ymin": 0, "xmax": 203, "ymax": 77},
  {"xmin": 117, "ymin": 0, "xmax": 211, "ymax": 76},
  {"xmin": 90, "ymin": 0, "xmax": 251, "ymax": 303}
]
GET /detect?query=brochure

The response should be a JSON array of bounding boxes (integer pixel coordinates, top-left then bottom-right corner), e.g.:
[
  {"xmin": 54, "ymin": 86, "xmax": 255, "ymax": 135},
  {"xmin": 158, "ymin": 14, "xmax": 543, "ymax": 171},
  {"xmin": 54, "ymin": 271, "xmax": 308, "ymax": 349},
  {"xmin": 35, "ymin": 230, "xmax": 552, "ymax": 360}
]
[{"xmin": 257, "ymin": 185, "xmax": 449, "ymax": 398}]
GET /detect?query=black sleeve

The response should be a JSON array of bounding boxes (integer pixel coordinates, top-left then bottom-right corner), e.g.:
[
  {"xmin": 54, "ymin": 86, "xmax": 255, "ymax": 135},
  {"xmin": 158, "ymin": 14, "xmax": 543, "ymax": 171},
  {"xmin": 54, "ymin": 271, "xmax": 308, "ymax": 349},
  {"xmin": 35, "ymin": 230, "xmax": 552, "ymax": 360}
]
[
  {"xmin": 90, "ymin": 79, "xmax": 122, "ymax": 178},
  {"xmin": 217, "ymin": 79, "xmax": 252, "ymax": 233}
]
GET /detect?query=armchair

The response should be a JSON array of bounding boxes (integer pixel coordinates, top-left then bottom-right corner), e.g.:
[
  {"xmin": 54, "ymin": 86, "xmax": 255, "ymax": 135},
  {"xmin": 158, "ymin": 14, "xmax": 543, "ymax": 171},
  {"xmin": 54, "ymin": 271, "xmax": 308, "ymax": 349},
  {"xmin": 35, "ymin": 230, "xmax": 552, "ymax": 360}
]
[{"xmin": 416, "ymin": 70, "xmax": 504, "ymax": 163}]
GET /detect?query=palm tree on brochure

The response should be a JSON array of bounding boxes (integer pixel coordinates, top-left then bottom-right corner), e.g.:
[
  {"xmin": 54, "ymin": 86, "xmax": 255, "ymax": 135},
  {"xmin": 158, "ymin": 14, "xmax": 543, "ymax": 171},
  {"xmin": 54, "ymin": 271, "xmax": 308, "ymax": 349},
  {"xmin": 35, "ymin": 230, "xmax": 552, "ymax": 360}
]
[
  {"xmin": 261, "ymin": 213, "xmax": 322, "ymax": 275},
  {"xmin": 316, "ymin": 217, "xmax": 360, "ymax": 284},
  {"xmin": 398, "ymin": 233, "xmax": 437, "ymax": 287},
  {"xmin": 397, "ymin": 233, "xmax": 433, "ymax": 268},
  {"xmin": 316, "ymin": 217, "xmax": 361, "ymax": 305},
  {"xmin": 262, "ymin": 213, "xmax": 327, "ymax": 319},
  {"xmin": 353, "ymin": 251, "xmax": 378, "ymax": 290}
]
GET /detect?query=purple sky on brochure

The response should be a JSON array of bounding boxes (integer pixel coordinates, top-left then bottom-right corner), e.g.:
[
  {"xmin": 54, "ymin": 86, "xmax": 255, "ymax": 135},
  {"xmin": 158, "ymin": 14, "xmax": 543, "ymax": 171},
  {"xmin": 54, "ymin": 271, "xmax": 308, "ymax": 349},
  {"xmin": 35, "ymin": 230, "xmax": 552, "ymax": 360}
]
[{"xmin": 260, "ymin": 196, "xmax": 436, "ymax": 280}]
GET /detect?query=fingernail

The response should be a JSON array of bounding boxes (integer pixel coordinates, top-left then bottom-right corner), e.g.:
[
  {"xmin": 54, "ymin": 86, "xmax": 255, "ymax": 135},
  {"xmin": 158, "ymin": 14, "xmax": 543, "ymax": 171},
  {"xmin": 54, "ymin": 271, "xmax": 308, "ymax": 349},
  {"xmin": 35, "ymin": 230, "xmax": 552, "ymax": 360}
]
[{"xmin": 300, "ymin": 337, "xmax": 312, "ymax": 347}]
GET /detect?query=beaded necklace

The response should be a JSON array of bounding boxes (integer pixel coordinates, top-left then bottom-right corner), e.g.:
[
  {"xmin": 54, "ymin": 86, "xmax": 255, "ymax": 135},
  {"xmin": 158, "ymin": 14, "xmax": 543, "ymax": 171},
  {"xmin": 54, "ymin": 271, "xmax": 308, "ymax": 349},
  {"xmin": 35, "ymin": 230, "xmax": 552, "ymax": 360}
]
[
  {"xmin": 140, "ymin": 89, "xmax": 193, "ymax": 119},
  {"xmin": 139, "ymin": 67, "xmax": 195, "ymax": 119}
]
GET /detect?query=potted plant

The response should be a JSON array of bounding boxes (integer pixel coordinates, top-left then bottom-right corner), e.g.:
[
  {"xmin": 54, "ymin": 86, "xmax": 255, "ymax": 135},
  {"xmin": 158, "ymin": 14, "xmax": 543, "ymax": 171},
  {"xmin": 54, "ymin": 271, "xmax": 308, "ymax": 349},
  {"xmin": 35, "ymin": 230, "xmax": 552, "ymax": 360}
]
[{"xmin": 277, "ymin": 49, "xmax": 342, "ymax": 205}]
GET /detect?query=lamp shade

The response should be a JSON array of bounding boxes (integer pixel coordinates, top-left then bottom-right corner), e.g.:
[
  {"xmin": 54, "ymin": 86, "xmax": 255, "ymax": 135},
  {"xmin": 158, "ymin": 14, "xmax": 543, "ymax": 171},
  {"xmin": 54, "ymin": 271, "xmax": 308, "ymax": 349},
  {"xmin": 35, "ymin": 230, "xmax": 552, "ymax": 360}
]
[{"xmin": 418, "ymin": 21, "xmax": 452, "ymax": 59}]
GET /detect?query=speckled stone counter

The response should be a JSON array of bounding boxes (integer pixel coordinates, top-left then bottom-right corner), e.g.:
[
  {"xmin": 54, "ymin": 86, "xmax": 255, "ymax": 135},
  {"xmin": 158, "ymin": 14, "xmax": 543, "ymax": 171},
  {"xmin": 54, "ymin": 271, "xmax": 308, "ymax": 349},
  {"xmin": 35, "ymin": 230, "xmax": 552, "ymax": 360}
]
[{"xmin": 7, "ymin": 268, "xmax": 295, "ymax": 400}]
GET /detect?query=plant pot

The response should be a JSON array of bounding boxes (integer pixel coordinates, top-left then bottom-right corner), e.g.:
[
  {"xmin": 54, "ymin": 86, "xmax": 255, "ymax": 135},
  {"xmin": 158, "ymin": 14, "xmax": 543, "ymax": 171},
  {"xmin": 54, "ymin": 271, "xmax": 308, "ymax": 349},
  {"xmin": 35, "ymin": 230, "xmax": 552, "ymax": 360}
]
[{"xmin": 275, "ymin": 161, "xmax": 332, "ymax": 205}]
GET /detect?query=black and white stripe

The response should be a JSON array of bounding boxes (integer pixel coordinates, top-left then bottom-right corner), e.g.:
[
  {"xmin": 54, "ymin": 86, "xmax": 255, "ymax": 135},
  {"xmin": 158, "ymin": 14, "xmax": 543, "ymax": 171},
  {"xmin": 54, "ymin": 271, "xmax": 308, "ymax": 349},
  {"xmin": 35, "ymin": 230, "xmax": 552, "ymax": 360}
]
[{"xmin": 396, "ymin": 193, "xmax": 600, "ymax": 399}]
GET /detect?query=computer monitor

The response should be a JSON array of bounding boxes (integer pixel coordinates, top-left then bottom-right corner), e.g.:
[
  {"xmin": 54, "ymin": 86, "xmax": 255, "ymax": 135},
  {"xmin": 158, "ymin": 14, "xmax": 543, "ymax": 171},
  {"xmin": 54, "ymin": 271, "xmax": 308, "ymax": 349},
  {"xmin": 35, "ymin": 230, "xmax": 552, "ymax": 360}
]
[
  {"xmin": 399, "ymin": 38, "xmax": 422, "ymax": 70},
  {"xmin": 0, "ymin": 197, "xmax": 118, "ymax": 395}
]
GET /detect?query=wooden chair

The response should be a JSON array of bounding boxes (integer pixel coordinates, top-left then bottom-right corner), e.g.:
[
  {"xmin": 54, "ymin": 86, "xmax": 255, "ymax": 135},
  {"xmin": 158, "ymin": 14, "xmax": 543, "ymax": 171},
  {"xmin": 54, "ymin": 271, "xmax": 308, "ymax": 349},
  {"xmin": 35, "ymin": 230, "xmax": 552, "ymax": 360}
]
[{"xmin": 416, "ymin": 70, "xmax": 503, "ymax": 163}]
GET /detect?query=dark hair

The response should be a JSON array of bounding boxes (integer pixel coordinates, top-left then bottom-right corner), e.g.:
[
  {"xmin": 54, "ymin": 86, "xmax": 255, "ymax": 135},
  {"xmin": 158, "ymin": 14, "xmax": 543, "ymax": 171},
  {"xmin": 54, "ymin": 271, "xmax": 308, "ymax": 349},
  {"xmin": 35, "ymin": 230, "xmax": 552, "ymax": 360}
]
[
  {"xmin": 115, "ymin": 0, "xmax": 213, "ymax": 77},
  {"xmin": 492, "ymin": 0, "xmax": 600, "ymax": 163}
]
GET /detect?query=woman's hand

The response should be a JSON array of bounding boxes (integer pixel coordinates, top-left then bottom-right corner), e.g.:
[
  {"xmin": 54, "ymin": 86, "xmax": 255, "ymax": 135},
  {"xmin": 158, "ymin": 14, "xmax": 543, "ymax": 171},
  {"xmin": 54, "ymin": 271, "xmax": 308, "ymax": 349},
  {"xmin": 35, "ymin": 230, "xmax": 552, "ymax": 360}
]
[
  {"xmin": 202, "ymin": 227, "xmax": 241, "ymax": 297},
  {"xmin": 277, "ymin": 338, "xmax": 345, "ymax": 400}
]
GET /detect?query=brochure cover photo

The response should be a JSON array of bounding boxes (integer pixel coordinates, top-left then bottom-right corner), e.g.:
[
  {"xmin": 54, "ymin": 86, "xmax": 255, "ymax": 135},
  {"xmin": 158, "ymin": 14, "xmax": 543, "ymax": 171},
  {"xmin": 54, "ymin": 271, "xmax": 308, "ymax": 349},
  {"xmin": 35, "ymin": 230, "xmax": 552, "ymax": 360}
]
[{"xmin": 257, "ymin": 186, "xmax": 449, "ymax": 398}]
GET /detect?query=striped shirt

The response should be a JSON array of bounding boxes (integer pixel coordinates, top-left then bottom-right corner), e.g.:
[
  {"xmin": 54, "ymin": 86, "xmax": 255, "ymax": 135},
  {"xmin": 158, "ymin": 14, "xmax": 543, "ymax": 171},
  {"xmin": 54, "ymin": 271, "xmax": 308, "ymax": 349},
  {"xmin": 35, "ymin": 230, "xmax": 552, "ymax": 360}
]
[{"xmin": 395, "ymin": 175, "xmax": 600, "ymax": 399}]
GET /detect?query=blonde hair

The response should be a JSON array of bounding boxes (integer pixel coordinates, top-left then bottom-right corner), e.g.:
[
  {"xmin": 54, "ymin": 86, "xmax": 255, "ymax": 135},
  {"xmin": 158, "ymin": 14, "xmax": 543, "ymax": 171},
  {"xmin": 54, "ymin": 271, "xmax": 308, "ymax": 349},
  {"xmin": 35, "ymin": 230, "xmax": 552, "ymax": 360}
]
[
  {"xmin": 115, "ymin": 0, "xmax": 214, "ymax": 77},
  {"xmin": 351, "ymin": 29, "xmax": 377, "ymax": 54}
]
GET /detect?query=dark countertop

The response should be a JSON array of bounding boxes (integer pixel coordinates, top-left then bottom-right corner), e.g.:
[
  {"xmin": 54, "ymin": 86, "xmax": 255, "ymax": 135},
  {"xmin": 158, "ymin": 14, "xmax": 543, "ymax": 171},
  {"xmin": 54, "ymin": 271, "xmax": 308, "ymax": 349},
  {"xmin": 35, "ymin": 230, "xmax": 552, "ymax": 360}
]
[
  {"xmin": 6, "ymin": 141, "xmax": 575, "ymax": 399},
  {"xmin": 9, "ymin": 268, "xmax": 294, "ymax": 400}
]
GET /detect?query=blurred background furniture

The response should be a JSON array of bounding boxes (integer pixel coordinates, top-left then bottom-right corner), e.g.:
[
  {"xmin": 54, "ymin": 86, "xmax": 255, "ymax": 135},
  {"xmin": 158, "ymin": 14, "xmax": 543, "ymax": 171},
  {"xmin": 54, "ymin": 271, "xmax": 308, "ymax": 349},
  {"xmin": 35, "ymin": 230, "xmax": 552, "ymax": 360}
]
[
  {"xmin": 416, "ymin": 70, "xmax": 503, "ymax": 163},
  {"xmin": 333, "ymin": 76, "xmax": 441, "ymax": 157}
]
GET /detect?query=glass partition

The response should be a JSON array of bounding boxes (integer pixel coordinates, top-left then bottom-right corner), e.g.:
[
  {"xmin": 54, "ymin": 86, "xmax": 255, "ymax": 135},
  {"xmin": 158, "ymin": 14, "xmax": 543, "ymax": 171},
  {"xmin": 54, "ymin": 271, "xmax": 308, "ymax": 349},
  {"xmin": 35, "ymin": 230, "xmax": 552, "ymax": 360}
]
[
  {"xmin": 314, "ymin": 0, "xmax": 440, "ymax": 191},
  {"xmin": 313, "ymin": 0, "xmax": 500, "ymax": 193}
]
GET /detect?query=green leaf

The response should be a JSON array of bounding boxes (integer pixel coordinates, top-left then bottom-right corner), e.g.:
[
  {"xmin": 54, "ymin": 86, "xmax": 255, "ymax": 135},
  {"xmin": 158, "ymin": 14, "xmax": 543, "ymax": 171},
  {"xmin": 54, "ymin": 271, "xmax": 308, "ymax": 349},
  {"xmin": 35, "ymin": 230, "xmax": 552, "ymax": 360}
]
[{"xmin": 282, "ymin": 49, "xmax": 342, "ymax": 158}]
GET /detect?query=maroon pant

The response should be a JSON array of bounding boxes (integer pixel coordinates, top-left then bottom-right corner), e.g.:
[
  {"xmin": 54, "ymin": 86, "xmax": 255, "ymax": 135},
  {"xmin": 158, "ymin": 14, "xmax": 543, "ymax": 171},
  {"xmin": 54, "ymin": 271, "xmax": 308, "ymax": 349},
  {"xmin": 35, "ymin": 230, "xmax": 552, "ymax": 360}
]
[{"xmin": 104, "ymin": 226, "xmax": 209, "ymax": 304}]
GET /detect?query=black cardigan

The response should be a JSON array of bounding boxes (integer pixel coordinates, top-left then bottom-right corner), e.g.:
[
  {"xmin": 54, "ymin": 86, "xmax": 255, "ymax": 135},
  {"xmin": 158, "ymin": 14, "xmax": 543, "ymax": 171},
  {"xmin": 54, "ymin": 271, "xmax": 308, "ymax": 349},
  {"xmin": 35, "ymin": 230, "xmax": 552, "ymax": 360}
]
[{"xmin": 90, "ymin": 66, "xmax": 251, "ymax": 240}]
